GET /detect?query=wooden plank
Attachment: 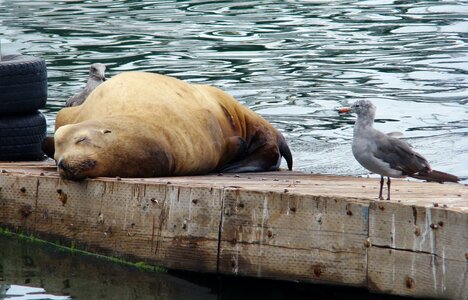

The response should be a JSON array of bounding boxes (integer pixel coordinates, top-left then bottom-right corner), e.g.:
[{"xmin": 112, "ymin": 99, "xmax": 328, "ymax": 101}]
[
  {"xmin": 1, "ymin": 161, "xmax": 467, "ymax": 299},
  {"xmin": 218, "ymin": 189, "xmax": 369, "ymax": 286},
  {"xmin": 0, "ymin": 161, "xmax": 466, "ymax": 209},
  {"xmin": 369, "ymin": 201, "xmax": 468, "ymax": 261},
  {"xmin": 0, "ymin": 175, "xmax": 39, "ymax": 232},
  {"xmin": 1, "ymin": 176, "xmax": 222, "ymax": 273},
  {"xmin": 368, "ymin": 247, "xmax": 468, "ymax": 300},
  {"xmin": 368, "ymin": 201, "xmax": 468, "ymax": 299}
]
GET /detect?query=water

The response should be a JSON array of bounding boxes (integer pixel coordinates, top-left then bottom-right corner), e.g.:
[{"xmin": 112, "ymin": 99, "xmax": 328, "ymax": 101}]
[
  {"xmin": 0, "ymin": 236, "xmax": 417, "ymax": 300},
  {"xmin": 0, "ymin": 0, "xmax": 467, "ymax": 179},
  {"xmin": 0, "ymin": 0, "xmax": 467, "ymax": 297}
]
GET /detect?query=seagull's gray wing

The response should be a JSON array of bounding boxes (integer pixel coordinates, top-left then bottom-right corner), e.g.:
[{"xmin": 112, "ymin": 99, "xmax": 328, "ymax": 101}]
[
  {"xmin": 373, "ymin": 132, "xmax": 430, "ymax": 175},
  {"xmin": 66, "ymin": 90, "xmax": 87, "ymax": 107},
  {"xmin": 66, "ymin": 94, "xmax": 79, "ymax": 107},
  {"xmin": 66, "ymin": 82, "xmax": 97, "ymax": 107}
]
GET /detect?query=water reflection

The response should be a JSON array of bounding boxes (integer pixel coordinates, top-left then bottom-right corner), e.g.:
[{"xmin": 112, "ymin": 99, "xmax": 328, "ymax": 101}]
[
  {"xmin": 1, "ymin": 285, "xmax": 70, "ymax": 300},
  {"xmin": 0, "ymin": 236, "xmax": 421, "ymax": 300},
  {"xmin": 0, "ymin": 0, "xmax": 466, "ymax": 179},
  {"xmin": 0, "ymin": 236, "xmax": 214, "ymax": 300}
]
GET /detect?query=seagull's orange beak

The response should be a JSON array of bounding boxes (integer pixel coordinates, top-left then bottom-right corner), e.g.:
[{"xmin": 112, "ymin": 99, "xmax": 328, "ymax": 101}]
[{"xmin": 338, "ymin": 107, "xmax": 351, "ymax": 114}]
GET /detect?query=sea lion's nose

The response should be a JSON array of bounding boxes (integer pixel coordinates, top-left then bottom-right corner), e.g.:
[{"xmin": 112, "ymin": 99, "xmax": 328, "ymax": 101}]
[{"xmin": 57, "ymin": 157, "xmax": 65, "ymax": 170}]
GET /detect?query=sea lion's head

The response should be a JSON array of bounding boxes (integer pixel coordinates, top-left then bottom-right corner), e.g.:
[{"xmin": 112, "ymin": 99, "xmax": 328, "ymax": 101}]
[{"xmin": 54, "ymin": 122, "xmax": 113, "ymax": 180}]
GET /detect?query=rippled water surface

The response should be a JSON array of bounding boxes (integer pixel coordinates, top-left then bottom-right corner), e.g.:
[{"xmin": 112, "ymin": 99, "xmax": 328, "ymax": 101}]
[
  {"xmin": 0, "ymin": 1, "xmax": 467, "ymax": 299},
  {"xmin": 1, "ymin": 0, "xmax": 467, "ymax": 179}
]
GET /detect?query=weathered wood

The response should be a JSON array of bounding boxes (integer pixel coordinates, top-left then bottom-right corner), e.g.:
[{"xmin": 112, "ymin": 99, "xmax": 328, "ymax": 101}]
[
  {"xmin": 219, "ymin": 190, "xmax": 369, "ymax": 286},
  {"xmin": 368, "ymin": 247, "xmax": 467, "ymax": 299},
  {"xmin": 1, "ymin": 175, "xmax": 222, "ymax": 273},
  {"xmin": 0, "ymin": 161, "xmax": 467, "ymax": 299},
  {"xmin": 370, "ymin": 202, "xmax": 467, "ymax": 261},
  {"xmin": 368, "ymin": 201, "xmax": 468, "ymax": 299}
]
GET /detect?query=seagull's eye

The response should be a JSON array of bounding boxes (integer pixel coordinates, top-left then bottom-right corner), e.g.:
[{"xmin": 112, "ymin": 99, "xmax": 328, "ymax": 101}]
[
  {"xmin": 91, "ymin": 67, "xmax": 96, "ymax": 72},
  {"xmin": 355, "ymin": 104, "xmax": 360, "ymax": 108}
]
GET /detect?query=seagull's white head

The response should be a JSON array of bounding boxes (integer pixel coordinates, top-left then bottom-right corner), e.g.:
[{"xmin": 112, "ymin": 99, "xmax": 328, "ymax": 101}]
[
  {"xmin": 351, "ymin": 100, "xmax": 376, "ymax": 120},
  {"xmin": 89, "ymin": 63, "xmax": 106, "ymax": 81}
]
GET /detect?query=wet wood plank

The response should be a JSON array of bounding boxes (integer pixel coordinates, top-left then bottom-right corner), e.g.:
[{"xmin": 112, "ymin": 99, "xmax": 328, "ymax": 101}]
[{"xmin": 0, "ymin": 161, "xmax": 466, "ymax": 299}]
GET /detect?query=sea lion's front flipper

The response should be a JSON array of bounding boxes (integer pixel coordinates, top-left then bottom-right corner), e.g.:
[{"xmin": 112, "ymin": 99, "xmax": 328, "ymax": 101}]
[
  {"xmin": 218, "ymin": 143, "xmax": 281, "ymax": 173},
  {"xmin": 216, "ymin": 136, "xmax": 247, "ymax": 169}
]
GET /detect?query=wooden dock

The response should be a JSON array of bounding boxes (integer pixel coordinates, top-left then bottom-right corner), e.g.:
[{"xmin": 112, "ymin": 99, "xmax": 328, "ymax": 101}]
[{"xmin": 0, "ymin": 161, "xmax": 466, "ymax": 299}]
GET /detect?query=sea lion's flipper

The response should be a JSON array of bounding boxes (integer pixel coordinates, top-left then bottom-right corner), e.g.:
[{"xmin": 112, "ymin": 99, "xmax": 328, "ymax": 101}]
[
  {"xmin": 42, "ymin": 135, "xmax": 55, "ymax": 158},
  {"xmin": 277, "ymin": 132, "xmax": 293, "ymax": 170},
  {"xmin": 218, "ymin": 136, "xmax": 247, "ymax": 166},
  {"xmin": 218, "ymin": 144, "xmax": 281, "ymax": 173}
]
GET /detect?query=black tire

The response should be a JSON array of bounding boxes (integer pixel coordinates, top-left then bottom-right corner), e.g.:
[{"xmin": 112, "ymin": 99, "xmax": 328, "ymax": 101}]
[
  {"xmin": 0, "ymin": 112, "xmax": 47, "ymax": 161},
  {"xmin": 0, "ymin": 54, "xmax": 47, "ymax": 116}
]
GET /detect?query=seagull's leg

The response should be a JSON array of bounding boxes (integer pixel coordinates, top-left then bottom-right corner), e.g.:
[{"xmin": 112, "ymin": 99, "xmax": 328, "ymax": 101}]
[
  {"xmin": 386, "ymin": 177, "xmax": 391, "ymax": 200},
  {"xmin": 379, "ymin": 176, "xmax": 384, "ymax": 200}
]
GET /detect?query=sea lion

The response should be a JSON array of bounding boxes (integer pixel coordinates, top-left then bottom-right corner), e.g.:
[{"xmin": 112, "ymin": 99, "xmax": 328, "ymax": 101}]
[
  {"xmin": 48, "ymin": 71, "xmax": 292, "ymax": 180},
  {"xmin": 65, "ymin": 63, "xmax": 107, "ymax": 107}
]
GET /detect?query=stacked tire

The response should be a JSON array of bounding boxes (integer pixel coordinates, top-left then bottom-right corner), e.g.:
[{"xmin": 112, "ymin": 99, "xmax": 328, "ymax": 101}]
[{"xmin": 0, "ymin": 54, "xmax": 48, "ymax": 161}]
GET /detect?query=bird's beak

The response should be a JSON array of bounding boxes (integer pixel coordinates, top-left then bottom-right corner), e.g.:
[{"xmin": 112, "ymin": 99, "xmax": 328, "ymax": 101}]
[{"xmin": 338, "ymin": 107, "xmax": 351, "ymax": 114}]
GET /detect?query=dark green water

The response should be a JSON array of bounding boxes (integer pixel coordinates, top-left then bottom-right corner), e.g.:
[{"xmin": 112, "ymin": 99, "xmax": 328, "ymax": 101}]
[
  {"xmin": 0, "ymin": 0, "xmax": 467, "ymax": 298},
  {"xmin": 0, "ymin": 236, "xmax": 423, "ymax": 300}
]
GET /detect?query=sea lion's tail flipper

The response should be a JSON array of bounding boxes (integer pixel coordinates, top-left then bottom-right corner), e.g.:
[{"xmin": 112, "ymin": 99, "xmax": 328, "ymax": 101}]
[
  {"xmin": 42, "ymin": 135, "xmax": 55, "ymax": 158},
  {"xmin": 411, "ymin": 170, "xmax": 459, "ymax": 183},
  {"xmin": 277, "ymin": 132, "xmax": 293, "ymax": 170}
]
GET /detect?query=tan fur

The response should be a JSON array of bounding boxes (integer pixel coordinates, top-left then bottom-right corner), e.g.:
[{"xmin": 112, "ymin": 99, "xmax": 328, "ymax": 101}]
[{"xmin": 53, "ymin": 71, "xmax": 292, "ymax": 179}]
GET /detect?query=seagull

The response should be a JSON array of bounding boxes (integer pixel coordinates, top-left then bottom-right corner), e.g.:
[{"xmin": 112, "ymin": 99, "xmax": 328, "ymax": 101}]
[
  {"xmin": 65, "ymin": 63, "xmax": 107, "ymax": 107},
  {"xmin": 339, "ymin": 100, "xmax": 459, "ymax": 200}
]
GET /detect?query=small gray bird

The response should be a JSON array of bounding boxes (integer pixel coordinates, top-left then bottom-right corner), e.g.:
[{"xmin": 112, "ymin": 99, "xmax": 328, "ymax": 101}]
[
  {"xmin": 66, "ymin": 63, "xmax": 106, "ymax": 107},
  {"xmin": 339, "ymin": 100, "xmax": 459, "ymax": 200}
]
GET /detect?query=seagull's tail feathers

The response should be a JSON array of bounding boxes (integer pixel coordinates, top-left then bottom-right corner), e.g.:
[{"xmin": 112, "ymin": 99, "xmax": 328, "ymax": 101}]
[{"xmin": 411, "ymin": 170, "xmax": 459, "ymax": 183}]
